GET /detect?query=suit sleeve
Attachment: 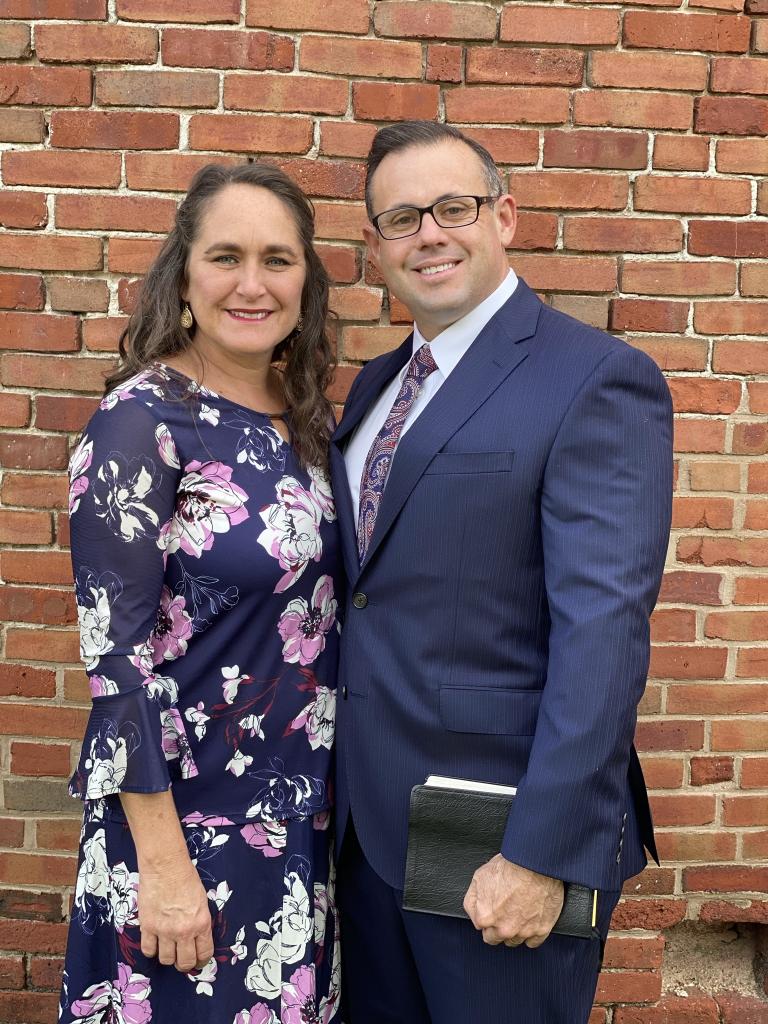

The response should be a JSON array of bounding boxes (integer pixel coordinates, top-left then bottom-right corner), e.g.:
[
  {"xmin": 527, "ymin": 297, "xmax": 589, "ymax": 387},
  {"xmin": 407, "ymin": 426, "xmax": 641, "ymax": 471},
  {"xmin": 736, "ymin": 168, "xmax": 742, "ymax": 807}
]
[
  {"xmin": 68, "ymin": 398, "xmax": 195, "ymax": 801},
  {"xmin": 500, "ymin": 344, "xmax": 673, "ymax": 891}
]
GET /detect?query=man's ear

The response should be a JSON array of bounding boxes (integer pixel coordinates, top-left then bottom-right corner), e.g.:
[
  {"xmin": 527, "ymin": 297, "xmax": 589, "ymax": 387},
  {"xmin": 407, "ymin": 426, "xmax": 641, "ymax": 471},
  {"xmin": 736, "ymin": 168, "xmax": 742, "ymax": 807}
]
[
  {"xmin": 362, "ymin": 222, "xmax": 382, "ymax": 270},
  {"xmin": 495, "ymin": 194, "xmax": 517, "ymax": 249}
]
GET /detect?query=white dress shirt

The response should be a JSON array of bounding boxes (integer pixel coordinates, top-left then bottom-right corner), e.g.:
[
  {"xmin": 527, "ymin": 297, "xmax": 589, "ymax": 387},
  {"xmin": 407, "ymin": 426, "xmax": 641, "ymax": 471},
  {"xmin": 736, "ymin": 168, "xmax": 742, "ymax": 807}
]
[{"xmin": 344, "ymin": 269, "xmax": 519, "ymax": 522}]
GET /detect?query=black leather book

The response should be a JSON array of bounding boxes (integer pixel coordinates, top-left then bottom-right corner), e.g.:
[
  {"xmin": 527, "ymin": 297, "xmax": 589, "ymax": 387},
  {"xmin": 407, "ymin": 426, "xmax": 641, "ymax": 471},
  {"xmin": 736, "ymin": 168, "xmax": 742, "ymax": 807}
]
[{"xmin": 402, "ymin": 777, "xmax": 597, "ymax": 939}]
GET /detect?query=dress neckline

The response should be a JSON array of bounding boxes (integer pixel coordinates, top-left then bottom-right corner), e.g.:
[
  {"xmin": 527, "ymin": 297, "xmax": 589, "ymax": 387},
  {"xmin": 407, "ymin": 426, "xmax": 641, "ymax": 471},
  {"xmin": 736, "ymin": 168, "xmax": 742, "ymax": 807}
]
[{"xmin": 153, "ymin": 361, "xmax": 291, "ymax": 424}]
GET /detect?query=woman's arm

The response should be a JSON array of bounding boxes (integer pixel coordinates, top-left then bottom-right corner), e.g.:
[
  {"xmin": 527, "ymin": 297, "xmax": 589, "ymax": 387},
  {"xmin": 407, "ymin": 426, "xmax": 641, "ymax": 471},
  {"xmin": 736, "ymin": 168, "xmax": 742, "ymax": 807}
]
[{"xmin": 119, "ymin": 791, "xmax": 213, "ymax": 972}]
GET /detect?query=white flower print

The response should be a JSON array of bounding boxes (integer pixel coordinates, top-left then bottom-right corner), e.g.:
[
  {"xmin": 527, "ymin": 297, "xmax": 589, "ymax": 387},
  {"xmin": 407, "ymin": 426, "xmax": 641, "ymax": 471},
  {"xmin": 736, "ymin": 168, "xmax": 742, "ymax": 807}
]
[
  {"xmin": 69, "ymin": 964, "xmax": 152, "ymax": 1024},
  {"xmin": 239, "ymin": 713, "xmax": 265, "ymax": 740},
  {"xmin": 207, "ymin": 880, "xmax": 232, "ymax": 911},
  {"xmin": 224, "ymin": 412, "xmax": 286, "ymax": 471},
  {"xmin": 99, "ymin": 365, "xmax": 170, "ymax": 411},
  {"xmin": 185, "ymin": 702, "xmax": 209, "ymax": 741},
  {"xmin": 108, "ymin": 862, "xmax": 139, "ymax": 934},
  {"xmin": 160, "ymin": 707, "xmax": 198, "ymax": 779},
  {"xmin": 289, "ymin": 686, "xmax": 336, "ymax": 752},
  {"xmin": 93, "ymin": 453, "xmax": 160, "ymax": 543},
  {"xmin": 187, "ymin": 956, "xmax": 217, "ymax": 997},
  {"xmin": 145, "ymin": 673, "xmax": 179, "ymax": 706},
  {"xmin": 245, "ymin": 931, "xmax": 281, "ymax": 1001},
  {"xmin": 222, "ymin": 665, "xmax": 248, "ymax": 704},
  {"xmin": 74, "ymin": 828, "xmax": 109, "ymax": 916},
  {"xmin": 257, "ymin": 476, "xmax": 325, "ymax": 593},
  {"xmin": 230, "ymin": 926, "xmax": 247, "ymax": 966},
  {"xmin": 226, "ymin": 749, "xmax": 253, "ymax": 777},
  {"xmin": 78, "ymin": 586, "xmax": 115, "ymax": 671},
  {"xmin": 155, "ymin": 422, "xmax": 180, "ymax": 469},
  {"xmin": 84, "ymin": 734, "xmax": 127, "ymax": 799},
  {"xmin": 279, "ymin": 871, "xmax": 314, "ymax": 965},
  {"xmin": 158, "ymin": 460, "xmax": 249, "ymax": 559},
  {"xmin": 69, "ymin": 435, "xmax": 93, "ymax": 516},
  {"xmin": 199, "ymin": 402, "xmax": 220, "ymax": 426}
]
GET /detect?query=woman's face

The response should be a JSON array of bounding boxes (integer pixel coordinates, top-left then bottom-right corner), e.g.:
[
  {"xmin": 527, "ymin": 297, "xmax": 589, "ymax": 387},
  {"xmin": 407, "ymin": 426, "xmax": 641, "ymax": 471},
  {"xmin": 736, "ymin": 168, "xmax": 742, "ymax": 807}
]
[{"xmin": 182, "ymin": 183, "xmax": 306, "ymax": 367}]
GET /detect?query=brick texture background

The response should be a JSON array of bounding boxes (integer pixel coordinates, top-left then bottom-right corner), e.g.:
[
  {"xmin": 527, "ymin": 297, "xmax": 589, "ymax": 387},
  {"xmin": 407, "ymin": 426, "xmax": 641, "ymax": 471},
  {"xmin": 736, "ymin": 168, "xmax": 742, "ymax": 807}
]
[{"xmin": 0, "ymin": 1, "xmax": 767, "ymax": 1021}]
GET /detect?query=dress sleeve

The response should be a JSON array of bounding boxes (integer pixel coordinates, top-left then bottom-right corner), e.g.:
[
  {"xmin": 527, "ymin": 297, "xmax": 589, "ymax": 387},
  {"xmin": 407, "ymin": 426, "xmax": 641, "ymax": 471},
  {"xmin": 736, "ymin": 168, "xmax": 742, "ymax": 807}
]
[{"xmin": 68, "ymin": 396, "xmax": 195, "ymax": 800}]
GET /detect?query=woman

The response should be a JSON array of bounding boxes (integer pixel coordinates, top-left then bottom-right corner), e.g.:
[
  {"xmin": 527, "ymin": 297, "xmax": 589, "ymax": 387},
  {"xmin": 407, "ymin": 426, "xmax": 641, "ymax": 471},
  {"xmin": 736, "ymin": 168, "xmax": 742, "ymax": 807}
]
[{"xmin": 60, "ymin": 163, "xmax": 341, "ymax": 1024}]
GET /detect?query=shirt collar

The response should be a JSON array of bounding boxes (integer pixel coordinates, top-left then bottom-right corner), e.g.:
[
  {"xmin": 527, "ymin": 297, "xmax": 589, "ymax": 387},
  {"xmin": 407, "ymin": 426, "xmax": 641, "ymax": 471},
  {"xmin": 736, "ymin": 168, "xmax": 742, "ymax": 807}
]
[{"xmin": 412, "ymin": 269, "xmax": 518, "ymax": 378}]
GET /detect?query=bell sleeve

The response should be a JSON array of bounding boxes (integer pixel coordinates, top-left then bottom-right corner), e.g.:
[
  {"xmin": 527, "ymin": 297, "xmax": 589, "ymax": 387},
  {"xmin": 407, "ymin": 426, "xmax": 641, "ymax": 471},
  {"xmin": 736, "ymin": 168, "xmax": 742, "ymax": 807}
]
[{"xmin": 67, "ymin": 396, "xmax": 194, "ymax": 800}]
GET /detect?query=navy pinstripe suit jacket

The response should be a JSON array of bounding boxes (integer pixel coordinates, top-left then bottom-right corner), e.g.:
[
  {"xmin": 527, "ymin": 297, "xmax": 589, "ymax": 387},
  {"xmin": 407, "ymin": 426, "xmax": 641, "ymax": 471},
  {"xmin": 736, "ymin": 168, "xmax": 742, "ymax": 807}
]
[{"xmin": 330, "ymin": 279, "xmax": 673, "ymax": 893}]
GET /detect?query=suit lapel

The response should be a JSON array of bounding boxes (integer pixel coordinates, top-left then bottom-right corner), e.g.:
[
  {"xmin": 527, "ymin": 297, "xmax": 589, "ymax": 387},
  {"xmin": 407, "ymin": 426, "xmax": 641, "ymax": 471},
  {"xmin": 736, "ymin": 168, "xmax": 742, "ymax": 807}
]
[{"xmin": 358, "ymin": 281, "xmax": 543, "ymax": 576}]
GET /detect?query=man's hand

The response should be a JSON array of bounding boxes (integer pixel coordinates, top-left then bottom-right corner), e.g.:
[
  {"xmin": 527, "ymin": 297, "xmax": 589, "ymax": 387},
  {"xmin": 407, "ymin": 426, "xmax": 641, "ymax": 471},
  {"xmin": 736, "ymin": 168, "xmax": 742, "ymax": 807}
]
[{"xmin": 463, "ymin": 855, "xmax": 564, "ymax": 949}]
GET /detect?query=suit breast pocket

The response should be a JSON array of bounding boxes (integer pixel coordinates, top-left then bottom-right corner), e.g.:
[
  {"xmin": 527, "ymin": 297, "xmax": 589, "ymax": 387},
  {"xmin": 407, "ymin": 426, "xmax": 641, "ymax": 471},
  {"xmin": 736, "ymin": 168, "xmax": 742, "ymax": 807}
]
[
  {"xmin": 423, "ymin": 451, "xmax": 515, "ymax": 475},
  {"xmin": 439, "ymin": 686, "xmax": 541, "ymax": 735}
]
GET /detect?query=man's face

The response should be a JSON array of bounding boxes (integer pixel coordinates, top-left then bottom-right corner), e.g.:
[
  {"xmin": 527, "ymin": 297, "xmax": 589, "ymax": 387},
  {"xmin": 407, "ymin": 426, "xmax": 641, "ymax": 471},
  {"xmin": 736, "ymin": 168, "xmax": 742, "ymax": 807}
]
[{"xmin": 364, "ymin": 140, "xmax": 517, "ymax": 341}]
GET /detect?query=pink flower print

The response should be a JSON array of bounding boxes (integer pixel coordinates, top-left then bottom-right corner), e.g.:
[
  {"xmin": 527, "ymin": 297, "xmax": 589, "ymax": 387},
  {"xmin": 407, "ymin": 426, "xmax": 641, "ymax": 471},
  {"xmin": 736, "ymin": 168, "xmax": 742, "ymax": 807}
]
[
  {"xmin": 89, "ymin": 675, "xmax": 119, "ymax": 698},
  {"xmin": 307, "ymin": 465, "xmax": 336, "ymax": 524},
  {"xmin": 160, "ymin": 707, "xmax": 198, "ymax": 780},
  {"xmin": 233, "ymin": 1004, "xmax": 279, "ymax": 1024},
  {"xmin": 240, "ymin": 821, "xmax": 287, "ymax": 858},
  {"xmin": 182, "ymin": 811, "xmax": 234, "ymax": 826},
  {"xmin": 70, "ymin": 963, "xmax": 152, "ymax": 1024},
  {"xmin": 159, "ymin": 460, "xmax": 249, "ymax": 559},
  {"xmin": 155, "ymin": 423, "xmax": 179, "ymax": 469},
  {"xmin": 68, "ymin": 435, "xmax": 93, "ymax": 516},
  {"xmin": 282, "ymin": 964, "xmax": 316, "ymax": 1024},
  {"xmin": 278, "ymin": 575, "xmax": 337, "ymax": 667},
  {"xmin": 150, "ymin": 587, "xmax": 193, "ymax": 664},
  {"xmin": 288, "ymin": 686, "xmax": 335, "ymax": 751},
  {"xmin": 257, "ymin": 476, "xmax": 324, "ymax": 593}
]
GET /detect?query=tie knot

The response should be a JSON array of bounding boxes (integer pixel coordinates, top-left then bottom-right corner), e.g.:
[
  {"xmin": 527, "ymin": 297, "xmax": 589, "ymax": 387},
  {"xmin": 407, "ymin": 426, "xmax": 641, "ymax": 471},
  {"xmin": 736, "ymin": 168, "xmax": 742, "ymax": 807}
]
[{"xmin": 410, "ymin": 342, "xmax": 438, "ymax": 381}]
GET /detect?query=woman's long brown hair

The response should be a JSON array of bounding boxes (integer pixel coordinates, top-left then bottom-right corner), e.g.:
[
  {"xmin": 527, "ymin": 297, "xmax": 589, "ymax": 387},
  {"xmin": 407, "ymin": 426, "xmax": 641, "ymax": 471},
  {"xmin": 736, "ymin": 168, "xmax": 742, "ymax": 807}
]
[{"xmin": 105, "ymin": 162, "xmax": 336, "ymax": 471}]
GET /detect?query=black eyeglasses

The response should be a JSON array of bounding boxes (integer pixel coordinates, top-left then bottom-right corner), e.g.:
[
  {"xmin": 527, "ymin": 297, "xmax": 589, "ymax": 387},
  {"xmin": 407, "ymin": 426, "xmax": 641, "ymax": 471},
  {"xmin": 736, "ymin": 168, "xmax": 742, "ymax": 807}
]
[{"xmin": 371, "ymin": 195, "xmax": 500, "ymax": 240}]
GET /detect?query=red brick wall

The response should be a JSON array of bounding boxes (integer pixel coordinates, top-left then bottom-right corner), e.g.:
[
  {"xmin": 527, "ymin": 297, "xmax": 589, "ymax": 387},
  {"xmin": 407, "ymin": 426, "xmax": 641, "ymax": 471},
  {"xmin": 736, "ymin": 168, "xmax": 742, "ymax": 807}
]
[{"xmin": 1, "ymin": 2, "xmax": 767, "ymax": 1021}]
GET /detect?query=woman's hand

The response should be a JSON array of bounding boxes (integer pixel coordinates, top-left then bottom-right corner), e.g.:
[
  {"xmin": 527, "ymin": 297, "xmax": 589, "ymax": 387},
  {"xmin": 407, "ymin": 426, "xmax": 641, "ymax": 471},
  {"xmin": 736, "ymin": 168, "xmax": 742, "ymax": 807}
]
[
  {"xmin": 118, "ymin": 790, "xmax": 214, "ymax": 973},
  {"xmin": 137, "ymin": 858, "xmax": 214, "ymax": 972}
]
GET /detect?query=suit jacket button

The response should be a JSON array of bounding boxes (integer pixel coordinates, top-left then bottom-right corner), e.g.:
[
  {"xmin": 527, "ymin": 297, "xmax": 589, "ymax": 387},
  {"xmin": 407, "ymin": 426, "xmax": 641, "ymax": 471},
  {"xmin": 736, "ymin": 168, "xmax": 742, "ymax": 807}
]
[{"xmin": 352, "ymin": 592, "xmax": 368, "ymax": 609}]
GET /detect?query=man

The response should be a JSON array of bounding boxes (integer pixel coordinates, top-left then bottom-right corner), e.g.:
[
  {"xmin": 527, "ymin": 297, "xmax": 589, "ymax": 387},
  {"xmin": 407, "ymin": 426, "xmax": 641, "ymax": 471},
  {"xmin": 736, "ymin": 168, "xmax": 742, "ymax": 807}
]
[{"xmin": 330, "ymin": 121, "xmax": 672, "ymax": 1024}]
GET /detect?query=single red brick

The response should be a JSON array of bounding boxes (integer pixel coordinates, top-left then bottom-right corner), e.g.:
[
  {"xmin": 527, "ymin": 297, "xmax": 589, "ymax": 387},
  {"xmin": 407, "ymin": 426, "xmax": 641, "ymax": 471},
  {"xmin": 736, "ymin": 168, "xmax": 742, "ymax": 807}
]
[
  {"xmin": 611, "ymin": 898, "xmax": 687, "ymax": 931},
  {"xmin": 642, "ymin": 757, "xmax": 685, "ymax": 790},
  {"xmin": 543, "ymin": 129, "xmax": 648, "ymax": 170},
  {"xmin": 3, "ymin": 150, "xmax": 122, "ymax": 188},
  {"xmin": 300, "ymin": 35, "xmax": 422, "ymax": 78},
  {"xmin": 656, "ymin": 831, "xmax": 737, "ymax": 862},
  {"xmin": 118, "ymin": 0, "xmax": 239, "ymax": 22},
  {"xmin": 56, "ymin": 194, "xmax": 176, "ymax": 233},
  {"xmin": 316, "ymin": 244, "xmax": 359, "ymax": 285},
  {"xmin": 48, "ymin": 278, "xmax": 109, "ymax": 314},
  {"xmin": 312, "ymin": 201, "xmax": 367, "ymax": 242},
  {"xmin": 651, "ymin": 607, "xmax": 697, "ymax": 640},
  {"xmin": 5, "ymin": 627, "xmax": 79, "ymax": 663},
  {"xmin": 659, "ymin": 571, "xmax": 723, "ymax": 605},
  {"xmin": 733, "ymin": 422, "xmax": 768, "ymax": 455},
  {"xmin": 622, "ymin": 259, "xmax": 735, "ymax": 296},
  {"xmin": 467, "ymin": 47, "xmax": 584, "ymax": 86},
  {"xmin": 224, "ymin": 73, "xmax": 348, "ymax": 115},
  {"xmin": 610, "ymin": 298, "xmax": 689, "ymax": 333},
  {"xmin": 162, "ymin": 28, "xmax": 293, "ymax": 70},
  {"xmin": 11, "ymin": 742, "xmax": 72, "ymax": 778},
  {"xmin": 590, "ymin": 50, "xmax": 708, "ymax": 90},
  {"xmin": 426, "ymin": 44, "xmax": 463, "ymax": 84},
  {"xmin": 716, "ymin": 992, "xmax": 768, "ymax": 1024},
  {"xmin": 35, "ymin": 23, "xmax": 157, "ymax": 63},
  {"xmin": 635, "ymin": 719, "xmax": 705, "ymax": 751},
  {"xmin": 574, "ymin": 89, "xmax": 693, "ymax": 130},
  {"xmin": 0, "ymin": 192, "xmax": 47, "ymax": 230},
  {"xmin": 653, "ymin": 134, "xmax": 710, "ymax": 171},
  {"xmin": 712, "ymin": 719, "xmax": 768, "ymax": 751},
  {"xmin": 678, "ymin": 535, "xmax": 768, "ymax": 566},
  {"xmin": 124, "ymin": 153, "xmax": 243, "ymax": 192},
  {"xmin": 51, "ymin": 110, "xmax": 178, "ymax": 150},
  {"xmin": 0, "ymin": 0, "xmax": 105, "ymax": 15},
  {"xmin": 318, "ymin": 122, "xmax": 378, "ymax": 160},
  {"xmin": 0, "ymin": 65, "xmax": 91, "ymax": 106},
  {"xmin": 635, "ymin": 175, "xmax": 750, "ymax": 215},
  {"xmin": 623, "ymin": 10, "xmax": 751, "ymax": 51},
  {"xmin": 711, "ymin": 57, "xmax": 768, "ymax": 95},
  {"xmin": 674, "ymin": 418, "xmax": 727, "ymax": 454},
  {"xmin": 273, "ymin": 159, "xmax": 365, "ymax": 200},
  {"xmin": 462, "ymin": 127, "xmax": 540, "ymax": 165},
  {"xmin": 668, "ymin": 682, "xmax": 768, "ymax": 715},
  {"xmin": 2, "ymin": 352, "xmax": 111, "ymax": 392},
  {"xmin": 695, "ymin": 301, "xmax": 768, "ymax": 336},
  {"xmin": 26, "ymin": 955, "xmax": 66, "ymax": 991},
  {"xmin": 0, "ymin": 393, "xmax": 30, "ymax": 428},
  {"xmin": 509, "ymin": 171, "xmax": 628, "ymax": 211},
  {"xmin": 0, "ymin": 664, "xmax": 56, "ymax": 699},
  {"xmin": 0, "ymin": 108, "xmax": 44, "ymax": 143},
  {"xmin": 595, "ymin": 970, "xmax": 662, "ymax": 1006},
  {"xmin": 0, "ymin": 953, "xmax": 24, "ymax": 990},
  {"xmin": 695, "ymin": 96, "xmax": 768, "ymax": 136},
  {"xmin": 501, "ymin": 5, "xmax": 618, "ymax": 44},
  {"xmin": 353, "ymin": 81, "xmax": 439, "ymax": 121},
  {"xmin": 447, "ymin": 85, "xmax": 571, "ymax": 125},
  {"xmin": 95, "ymin": 69, "xmax": 218, "ymax": 108},
  {"xmin": 188, "ymin": 114, "xmax": 312, "ymax": 154},
  {"xmin": 648, "ymin": 645, "xmax": 728, "ymax": 679},
  {"xmin": 629, "ymin": 337, "xmax": 709, "ymax": 372},
  {"xmin": 375, "ymin": 1, "xmax": 496, "ymax": 40},
  {"xmin": 690, "ymin": 756, "xmax": 734, "ymax": 785},
  {"xmin": 0, "ymin": 433, "xmax": 68, "ymax": 471},
  {"xmin": 0, "ymin": 273, "xmax": 44, "ymax": 311},
  {"xmin": 513, "ymin": 254, "xmax": 617, "ymax": 293},
  {"xmin": 700, "ymin": 900, "xmax": 768, "ymax": 924},
  {"xmin": 83, "ymin": 318, "xmax": 129, "ymax": 353},
  {"xmin": 741, "ymin": 264, "xmax": 768, "ymax": 299},
  {"xmin": 734, "ymin": 572, "xmax": 768, "ymax": 601},
  {"xmin": 566, "ymin": 218, "xmax": 681, "ymax": 254},
  {"xmin": 713, "ymin": 341, "xmax": 768, "ymax": 374},
  {"xmin": 668, "ymin": 379, "xmax": 741, "ymax": 415},
  {"xmin": 246, "ymin": 0, "xmax": 369, "ymax": 33},
  {"xmin": 0, "ymin": 22, "xmax": 31, "ymax": 59}
]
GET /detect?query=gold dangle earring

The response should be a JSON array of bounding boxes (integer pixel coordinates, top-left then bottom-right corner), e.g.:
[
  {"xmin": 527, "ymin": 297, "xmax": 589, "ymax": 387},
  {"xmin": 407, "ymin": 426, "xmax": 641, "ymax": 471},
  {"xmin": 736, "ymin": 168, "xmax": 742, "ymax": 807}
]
[{"xmin": 180, "ymin": 303, "xmax": 194, "ymax": 330}]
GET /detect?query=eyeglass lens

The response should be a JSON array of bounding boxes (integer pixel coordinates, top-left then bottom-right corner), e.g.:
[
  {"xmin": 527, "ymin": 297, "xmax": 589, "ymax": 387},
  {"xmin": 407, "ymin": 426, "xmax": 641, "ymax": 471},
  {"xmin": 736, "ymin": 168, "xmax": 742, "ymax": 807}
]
[{"xmin": 378, "ymin": 196, "xmax": 480, "ymax": 239}]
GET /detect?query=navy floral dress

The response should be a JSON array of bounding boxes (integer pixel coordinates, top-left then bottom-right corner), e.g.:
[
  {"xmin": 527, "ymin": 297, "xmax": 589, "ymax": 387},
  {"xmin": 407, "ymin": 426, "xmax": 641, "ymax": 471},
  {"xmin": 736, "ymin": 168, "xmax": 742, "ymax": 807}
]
[{"xmin": 60, "ymin": 364, "xmax": 341, "ymax": 1024}]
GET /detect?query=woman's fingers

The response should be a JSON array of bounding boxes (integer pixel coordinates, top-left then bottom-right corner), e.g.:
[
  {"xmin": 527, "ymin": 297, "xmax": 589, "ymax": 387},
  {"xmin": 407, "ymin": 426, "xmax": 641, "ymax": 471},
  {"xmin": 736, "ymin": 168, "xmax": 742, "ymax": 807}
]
[
  {"xmin": 195, "ymin": 931, "xmax": 215, "ymax": 970},
  {"xmin": 174, "ymin": 938, "xmax": 198, "ymax": 974},
  {"xmin": 140, "ymin": 931, "xmax": 158, "ymax": 960},
  {"xmin": 157, "ymin": 936, "xmax": 177, "ymax": 966}
]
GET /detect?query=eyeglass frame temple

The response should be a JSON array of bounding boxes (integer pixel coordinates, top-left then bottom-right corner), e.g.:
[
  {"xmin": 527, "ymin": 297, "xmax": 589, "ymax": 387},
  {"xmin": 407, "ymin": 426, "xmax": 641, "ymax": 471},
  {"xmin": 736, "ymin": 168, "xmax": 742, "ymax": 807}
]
[{"xmin": 371, "ymin": 194, "xmax": 500, "ymax": 239}]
